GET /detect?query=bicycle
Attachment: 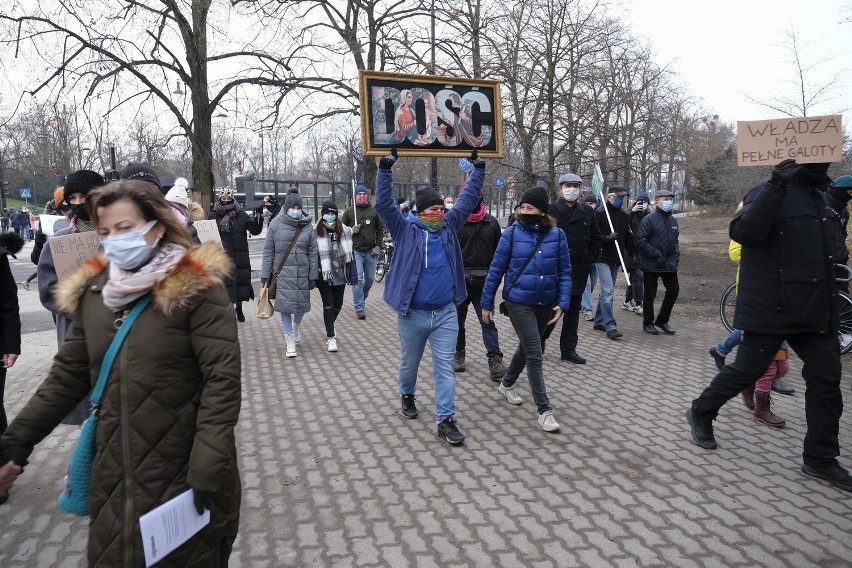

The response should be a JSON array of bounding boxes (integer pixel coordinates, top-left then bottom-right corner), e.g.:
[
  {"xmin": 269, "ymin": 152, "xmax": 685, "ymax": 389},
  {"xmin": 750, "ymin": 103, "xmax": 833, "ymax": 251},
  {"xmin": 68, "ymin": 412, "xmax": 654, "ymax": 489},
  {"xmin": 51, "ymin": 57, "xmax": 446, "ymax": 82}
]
[
  {"xmin": 374, "ymin": 236, "xmax": 394, "ymax": 283},
  {"xmin": 719, "ymin": 264, "xmax": 852, "ymax": 354}
]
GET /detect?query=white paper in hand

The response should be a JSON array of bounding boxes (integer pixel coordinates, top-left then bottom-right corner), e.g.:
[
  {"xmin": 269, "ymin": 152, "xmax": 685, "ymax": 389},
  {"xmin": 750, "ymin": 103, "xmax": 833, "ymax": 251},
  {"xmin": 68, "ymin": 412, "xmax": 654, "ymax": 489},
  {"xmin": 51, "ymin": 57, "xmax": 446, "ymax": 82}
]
[{"xmin": 139, "ymin": 489, "xmax": 210, "ymax": 567}]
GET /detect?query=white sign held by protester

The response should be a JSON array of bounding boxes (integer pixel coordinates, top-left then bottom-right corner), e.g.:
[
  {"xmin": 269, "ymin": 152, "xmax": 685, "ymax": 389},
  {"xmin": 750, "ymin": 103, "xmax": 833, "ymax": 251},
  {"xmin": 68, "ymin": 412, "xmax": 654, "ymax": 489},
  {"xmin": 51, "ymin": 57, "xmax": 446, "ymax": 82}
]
[
  {"xmin": 39, "ymin": 214, "xmax": 69, "ymax": 237},
  {"xmin": 49, "ymin": 231, "xmax": 100, "ymax": 280},
  {"xmin": 194, "ymin": 220, "xmax": 222, "ymax": 245}
]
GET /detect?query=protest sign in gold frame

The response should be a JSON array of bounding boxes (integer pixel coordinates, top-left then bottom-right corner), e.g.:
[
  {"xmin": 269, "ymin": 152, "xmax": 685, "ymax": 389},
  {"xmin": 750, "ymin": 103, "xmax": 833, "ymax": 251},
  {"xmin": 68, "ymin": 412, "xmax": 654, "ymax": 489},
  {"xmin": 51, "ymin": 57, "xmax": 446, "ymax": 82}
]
[{"xmin": 359, "ymin": 70, "xmax": 503, "ymax": 158}]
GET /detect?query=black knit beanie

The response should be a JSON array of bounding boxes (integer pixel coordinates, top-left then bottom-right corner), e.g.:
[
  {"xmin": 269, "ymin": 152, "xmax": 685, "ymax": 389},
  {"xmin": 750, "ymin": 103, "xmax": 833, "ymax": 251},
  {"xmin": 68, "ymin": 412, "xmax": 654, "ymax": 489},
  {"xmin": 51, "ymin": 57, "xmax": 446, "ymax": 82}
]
[
  {"xmin": 519, "ymin": 186, "xmax": 550, "ymax": 215},
  {"xmin": 63, "ymin": 170, "xmax": 105, "ymax": 204},
  {"xmin": 415, "ymin": 188, "xmax": 443, "ymax": 213}
]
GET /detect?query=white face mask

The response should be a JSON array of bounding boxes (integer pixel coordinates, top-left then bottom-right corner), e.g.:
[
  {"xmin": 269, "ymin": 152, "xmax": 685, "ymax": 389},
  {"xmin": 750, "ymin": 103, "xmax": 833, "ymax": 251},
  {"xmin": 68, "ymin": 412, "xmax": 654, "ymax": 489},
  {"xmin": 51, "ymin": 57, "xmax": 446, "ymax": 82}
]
[
  {"xmin": 101, "ymin": 220, "xmax": 159, "ymax": 270},
  {"xmin": 561, "ymin": 187, "xmax": 580, "ymax": 202}
]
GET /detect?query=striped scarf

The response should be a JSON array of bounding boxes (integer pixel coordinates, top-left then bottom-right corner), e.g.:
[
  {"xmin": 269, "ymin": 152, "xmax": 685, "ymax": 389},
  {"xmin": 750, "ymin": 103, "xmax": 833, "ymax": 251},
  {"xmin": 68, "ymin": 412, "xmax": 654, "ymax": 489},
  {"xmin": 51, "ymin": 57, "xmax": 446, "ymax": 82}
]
[{"xmin": 317, "ymin": 226, "xmax": 354, "ymax": 281}]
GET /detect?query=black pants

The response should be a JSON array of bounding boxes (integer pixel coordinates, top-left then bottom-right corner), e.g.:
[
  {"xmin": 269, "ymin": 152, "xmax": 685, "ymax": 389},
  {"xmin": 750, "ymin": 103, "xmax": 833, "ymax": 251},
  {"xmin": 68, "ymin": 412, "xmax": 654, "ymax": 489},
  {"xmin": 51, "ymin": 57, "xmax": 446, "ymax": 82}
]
[
  {"xmin": 625, "ymin": 268, "xmax": 644, "ymax": 304},
  {"xmin": 456, "ymin": 281, "xmax": 502, "ymax": 359},
  {"xmin": 643, "ymin": 271, "xmax": 679, "ymax": 325},
  {"xmin": 542, "ymin": 293, "xmax": 582, "ymax": 355},
  {"xmin": 318, "ymin": 285, "xmax": 345, "ymax": 337},
  {"xmin": 692, "ymin": 332, "xmax": 842, "ymax": 467},
  {"xmin": 0, "ymin": 367, "xmax": 6, "ymax": 433}
]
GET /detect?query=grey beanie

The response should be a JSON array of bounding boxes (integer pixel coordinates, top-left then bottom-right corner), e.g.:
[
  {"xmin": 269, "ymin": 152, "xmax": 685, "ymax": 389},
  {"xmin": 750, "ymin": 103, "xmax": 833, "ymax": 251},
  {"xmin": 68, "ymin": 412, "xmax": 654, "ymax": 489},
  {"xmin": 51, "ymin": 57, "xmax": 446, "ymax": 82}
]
[{"xmin": 283, "ymin": 188, "xmax": 302, "ymax": 210}]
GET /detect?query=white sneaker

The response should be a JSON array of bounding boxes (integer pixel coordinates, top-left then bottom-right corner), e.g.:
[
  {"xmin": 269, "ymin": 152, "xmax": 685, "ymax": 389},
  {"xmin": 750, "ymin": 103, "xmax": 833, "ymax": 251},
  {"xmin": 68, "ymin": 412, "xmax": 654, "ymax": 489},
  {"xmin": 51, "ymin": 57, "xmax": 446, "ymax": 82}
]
[
  {"xmin": 538, "ymin": 410, "xmax": 560, "ymax": 432},
  {"xmin": 326, "ymin": 337, "xmax": 338, "ymax": 352},
  {"xmin": 621, "ymin": 301, "xmax": 632, "ymax": 311},
  {"xmin": 285, "ymin": 333, "xmax": 297, "ymax": 357},
  {"xmin": 293, "ymin": 323, "xmax": 302, "ymax": 344},
  {"xmin": 632, "ymin": 303, "xmax": 644, "ymax": 314},
  {"xmin": 498, "ymin": 383, "xmax": 522, "ymax": 405}
]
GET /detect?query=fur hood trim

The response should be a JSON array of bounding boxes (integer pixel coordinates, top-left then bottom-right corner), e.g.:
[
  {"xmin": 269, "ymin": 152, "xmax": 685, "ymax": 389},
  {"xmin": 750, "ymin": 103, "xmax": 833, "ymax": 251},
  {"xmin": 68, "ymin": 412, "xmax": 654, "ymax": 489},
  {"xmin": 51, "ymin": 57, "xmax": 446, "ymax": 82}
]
[
  {"xmin": 0, "ymin": 232, "xmax": 24, "ymax": 256},
  {"xmin": 55, "ymin": 243, "xmax": 233, "ymax": 315},
  {"xmin": 188, "ymin": 201, "xmax": 207, "ymax": 222}
]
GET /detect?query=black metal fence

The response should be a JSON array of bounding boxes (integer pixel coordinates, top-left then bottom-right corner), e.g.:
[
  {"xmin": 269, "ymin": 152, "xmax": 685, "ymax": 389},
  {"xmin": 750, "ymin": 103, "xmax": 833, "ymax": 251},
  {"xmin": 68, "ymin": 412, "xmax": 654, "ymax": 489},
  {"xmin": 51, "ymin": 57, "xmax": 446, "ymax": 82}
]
[{"xmin": 235, "ymin": 178, "xmax": 517, "ymax": 224}]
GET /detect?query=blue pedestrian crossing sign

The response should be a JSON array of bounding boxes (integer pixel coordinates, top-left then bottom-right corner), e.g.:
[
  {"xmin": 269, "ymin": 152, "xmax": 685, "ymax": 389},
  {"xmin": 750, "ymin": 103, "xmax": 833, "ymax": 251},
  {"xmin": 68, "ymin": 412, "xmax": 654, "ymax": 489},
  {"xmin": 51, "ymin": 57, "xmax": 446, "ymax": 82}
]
[{"xmin": 19, "ymin": 188, "xmax": 32, "ymax": 199}]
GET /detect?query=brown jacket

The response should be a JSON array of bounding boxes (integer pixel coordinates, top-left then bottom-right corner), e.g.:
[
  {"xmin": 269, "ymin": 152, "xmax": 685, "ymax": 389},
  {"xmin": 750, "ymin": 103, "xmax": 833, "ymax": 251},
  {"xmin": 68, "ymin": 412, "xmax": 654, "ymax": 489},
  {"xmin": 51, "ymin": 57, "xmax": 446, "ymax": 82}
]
[{"xmin": 2, "ymin": 243, "xmax": 242, "ymax": 567}]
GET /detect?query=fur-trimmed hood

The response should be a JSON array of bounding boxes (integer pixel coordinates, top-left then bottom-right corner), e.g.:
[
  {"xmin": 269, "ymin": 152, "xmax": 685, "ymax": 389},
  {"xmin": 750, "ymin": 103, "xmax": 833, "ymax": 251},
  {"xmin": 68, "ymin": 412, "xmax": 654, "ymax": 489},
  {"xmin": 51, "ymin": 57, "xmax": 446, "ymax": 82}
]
[
  {"xmin": 55, "ymin": 242, "xmax": 233, "ymax": 315},
  {"xmin": 0, "ymin": 231, "xmax": 24, "ymax": 257}
]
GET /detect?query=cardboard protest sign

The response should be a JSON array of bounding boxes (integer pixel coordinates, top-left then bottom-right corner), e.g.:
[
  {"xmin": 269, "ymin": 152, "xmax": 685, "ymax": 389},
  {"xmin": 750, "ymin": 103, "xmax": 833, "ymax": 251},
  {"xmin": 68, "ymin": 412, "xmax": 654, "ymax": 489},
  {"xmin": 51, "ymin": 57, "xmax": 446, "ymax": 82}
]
[
  {"xmin": 359, "ymin": 70, "xmax": 503, "ymax": 158},
  {"xmin": 39, "ymin": 214, "xmax": 69, "ymax": 237},
  {"xmin": 49, "ymin": 231, "xmax": 100, "ymax": 280},
  {"xmin": 194, "ymin": 220, "xmax": 222, "ymax": 245},
  {"xmin": 737, "ymin": 115, "xmax": 842, "ymax": 166}
]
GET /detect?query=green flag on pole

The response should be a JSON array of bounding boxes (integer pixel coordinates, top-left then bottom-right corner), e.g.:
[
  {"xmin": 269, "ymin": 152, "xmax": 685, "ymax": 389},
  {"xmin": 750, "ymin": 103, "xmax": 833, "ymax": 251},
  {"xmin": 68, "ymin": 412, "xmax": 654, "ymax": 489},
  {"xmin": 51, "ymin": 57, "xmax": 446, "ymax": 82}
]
[{"xmin": 592, "ymin": 164, "xmax": 604, "ymax": 199}]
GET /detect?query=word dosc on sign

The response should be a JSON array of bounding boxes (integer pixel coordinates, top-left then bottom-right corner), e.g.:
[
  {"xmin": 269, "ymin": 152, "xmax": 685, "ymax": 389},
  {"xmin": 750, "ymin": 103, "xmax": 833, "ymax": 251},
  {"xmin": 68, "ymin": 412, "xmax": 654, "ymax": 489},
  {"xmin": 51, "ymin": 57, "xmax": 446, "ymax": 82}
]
[
  {"xmin": 359, "ymin": 70, "xmax": 503, "ymax": 158},
  {"xmin": 737, "ymin": 115, "xmax": 842, "ymax": 167}
]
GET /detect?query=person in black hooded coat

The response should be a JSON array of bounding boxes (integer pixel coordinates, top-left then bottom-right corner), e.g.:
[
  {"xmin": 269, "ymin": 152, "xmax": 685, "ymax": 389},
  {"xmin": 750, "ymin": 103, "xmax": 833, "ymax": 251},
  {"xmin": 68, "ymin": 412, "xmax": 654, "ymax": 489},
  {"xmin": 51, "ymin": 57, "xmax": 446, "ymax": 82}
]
[
  {"xmin": 209, "ymin": 189, "xmax": 263, "ymax": 321},
  {"xmin": 0, "ymin": 231, "xmax": 22, "ymax": 503},
  {"xmin": 687, "ymin": 160, "xmax": 852, "ymax": 493}
]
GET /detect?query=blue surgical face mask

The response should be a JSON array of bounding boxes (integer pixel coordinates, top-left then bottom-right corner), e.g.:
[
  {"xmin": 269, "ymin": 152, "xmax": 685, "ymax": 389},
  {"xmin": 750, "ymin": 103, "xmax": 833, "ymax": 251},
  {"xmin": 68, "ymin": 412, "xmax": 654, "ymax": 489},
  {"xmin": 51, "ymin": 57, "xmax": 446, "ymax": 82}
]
[
  {"xmin": 287, "ymin": 208, "xmax": 302, "ymax": 219},
  {"xmin": 661, "ymin": 200, "xmax": 673, "ymax": 213},
  {"xmin": 101, "ymin": 220, "xmax": 159, "ymax": 271},
  {"xmin": 613, "ymin": 198, "xmax": 624, "ymax": 209},
  {"xmin": 322, "ymin": 214, "xmax": 336, "ymax": 225},
  {"xmin": 445, "ymin": 203, "xmax": 453, "ymax": 210}
]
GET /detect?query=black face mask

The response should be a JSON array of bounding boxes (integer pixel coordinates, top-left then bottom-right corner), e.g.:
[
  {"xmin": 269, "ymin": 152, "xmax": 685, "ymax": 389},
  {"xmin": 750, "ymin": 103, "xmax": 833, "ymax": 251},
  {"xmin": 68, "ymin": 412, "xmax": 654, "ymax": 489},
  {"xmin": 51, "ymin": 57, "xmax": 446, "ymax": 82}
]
[
  {"xmin": 519, "ymin": 213, "xmax": 543, "ymax": 224},
  {"xmin": 69, "ymin": 203, "xmax": 90, "ymax": 221}
]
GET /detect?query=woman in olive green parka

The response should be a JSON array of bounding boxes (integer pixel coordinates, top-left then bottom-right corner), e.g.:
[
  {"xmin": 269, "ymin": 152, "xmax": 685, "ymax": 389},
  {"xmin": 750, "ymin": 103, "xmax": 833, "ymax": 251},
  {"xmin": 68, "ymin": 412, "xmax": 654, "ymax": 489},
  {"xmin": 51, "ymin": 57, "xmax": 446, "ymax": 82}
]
[{"xmin": 0, "ymin": 181, "xmax": 241, "ymax": 567}]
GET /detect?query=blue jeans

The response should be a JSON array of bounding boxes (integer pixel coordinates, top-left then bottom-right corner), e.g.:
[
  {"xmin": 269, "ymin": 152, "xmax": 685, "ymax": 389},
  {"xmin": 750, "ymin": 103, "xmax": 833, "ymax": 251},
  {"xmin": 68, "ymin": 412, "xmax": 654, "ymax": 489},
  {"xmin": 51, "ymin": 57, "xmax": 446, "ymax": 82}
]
[
  {"xmin": 593, "ymin": 263, "xmax": 619, "ymax": 331},
  {"xmin": 397, "ymin": 303, "xmax": 458, "ymax": 421},
  {"xmin": 19, "ymin": 225, "xmax": 30, "ymax": 241},
  {"xmin": 456, "ymin": 282, "xmax": 502, "ymax": 359},
  {"xmin": 715, "ymin": 328, "xmax": 742, "ymax": 357},
  {"xmin": 581, "ymin": 270, "xmax": 597, "ymax": 314},
  {"xmin": 353, "ymin": 250, "xmax": 377, "ymax": 311},
  {"xmin": 280, "ymin": 312, "xmax": 305, "ymax": 333}
]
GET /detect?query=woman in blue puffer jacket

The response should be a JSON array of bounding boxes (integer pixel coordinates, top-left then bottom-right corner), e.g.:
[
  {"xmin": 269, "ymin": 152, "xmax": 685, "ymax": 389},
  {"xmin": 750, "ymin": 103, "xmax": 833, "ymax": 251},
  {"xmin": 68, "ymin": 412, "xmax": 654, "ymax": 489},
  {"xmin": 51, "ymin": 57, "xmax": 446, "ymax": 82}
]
[{"xmin": 482, "ymin": 186, "xmax": 571, "ymax": 433}]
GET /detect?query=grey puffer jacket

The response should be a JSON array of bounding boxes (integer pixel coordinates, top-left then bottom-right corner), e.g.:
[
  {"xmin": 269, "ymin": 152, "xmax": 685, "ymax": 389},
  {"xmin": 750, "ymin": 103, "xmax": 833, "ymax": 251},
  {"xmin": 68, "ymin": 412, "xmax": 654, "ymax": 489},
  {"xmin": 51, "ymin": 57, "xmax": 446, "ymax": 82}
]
[{"xmin": 260, "ymin": 213, "xmax": 318, "ymax": 314}]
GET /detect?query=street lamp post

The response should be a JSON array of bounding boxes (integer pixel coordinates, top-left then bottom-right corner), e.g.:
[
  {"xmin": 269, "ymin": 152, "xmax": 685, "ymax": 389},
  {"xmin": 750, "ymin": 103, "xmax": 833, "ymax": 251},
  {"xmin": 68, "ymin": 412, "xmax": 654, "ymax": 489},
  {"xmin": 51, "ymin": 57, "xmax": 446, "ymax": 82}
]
[{"xmin": 259, "ymin": 133, "xmax": 265, "ymax": 196}]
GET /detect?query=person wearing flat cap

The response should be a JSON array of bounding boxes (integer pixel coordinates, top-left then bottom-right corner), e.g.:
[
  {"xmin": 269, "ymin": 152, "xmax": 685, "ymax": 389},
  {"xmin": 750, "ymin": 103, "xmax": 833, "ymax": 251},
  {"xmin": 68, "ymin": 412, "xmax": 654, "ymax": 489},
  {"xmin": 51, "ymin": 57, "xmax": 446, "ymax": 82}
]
[
  {"xmin": 635, "ymin": 188, "xmax": 680, "ymax": 335},
  {"xmin": 481, "ymin": 185, "xmax": 571, "ymax": 433},
  {"xmin": 592, "ymin": 185, "xmax": 636, "ymax": 340},
  {"xmin": 373, "ymin": 148, "xmax": 485, "ymax": 445}
]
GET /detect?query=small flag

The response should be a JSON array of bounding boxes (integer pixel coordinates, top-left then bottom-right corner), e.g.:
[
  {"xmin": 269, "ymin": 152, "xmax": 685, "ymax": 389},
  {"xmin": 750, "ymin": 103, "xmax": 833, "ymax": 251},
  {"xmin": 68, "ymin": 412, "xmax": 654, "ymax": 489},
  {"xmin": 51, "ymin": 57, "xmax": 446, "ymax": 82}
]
[{"xmin": 592, "ymin": 164, "xmax": 604, "ymax": 199}]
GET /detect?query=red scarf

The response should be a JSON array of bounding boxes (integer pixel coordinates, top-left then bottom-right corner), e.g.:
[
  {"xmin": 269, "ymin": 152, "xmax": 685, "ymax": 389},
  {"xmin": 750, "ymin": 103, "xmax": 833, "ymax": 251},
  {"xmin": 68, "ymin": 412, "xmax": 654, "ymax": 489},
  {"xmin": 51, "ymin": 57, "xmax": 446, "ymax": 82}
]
[{"xmin": 467, "ymin": 204, "xmax": 487, "ymax": 224}]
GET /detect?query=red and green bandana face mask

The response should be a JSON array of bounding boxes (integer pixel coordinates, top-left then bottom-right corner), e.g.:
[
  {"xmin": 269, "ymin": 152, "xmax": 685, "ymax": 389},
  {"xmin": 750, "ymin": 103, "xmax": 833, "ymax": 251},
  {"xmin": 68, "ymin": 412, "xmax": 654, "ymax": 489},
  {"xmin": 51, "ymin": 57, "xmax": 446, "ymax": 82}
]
[{"xmin": 417, "ymin": 209, "xmax": 445, "ymax": 231}]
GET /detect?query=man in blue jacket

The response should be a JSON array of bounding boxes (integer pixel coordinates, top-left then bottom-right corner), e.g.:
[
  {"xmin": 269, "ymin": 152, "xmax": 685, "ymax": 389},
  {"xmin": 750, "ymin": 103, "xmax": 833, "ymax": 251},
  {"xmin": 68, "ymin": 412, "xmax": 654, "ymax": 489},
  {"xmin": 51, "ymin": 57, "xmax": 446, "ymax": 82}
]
[
  {"xmin": 635, "ymin": 188, "xmax": 680, "ymax": 335},
  {"xmin": 374, "ymin": 148, "xmax": 485, "ymax": 445}
]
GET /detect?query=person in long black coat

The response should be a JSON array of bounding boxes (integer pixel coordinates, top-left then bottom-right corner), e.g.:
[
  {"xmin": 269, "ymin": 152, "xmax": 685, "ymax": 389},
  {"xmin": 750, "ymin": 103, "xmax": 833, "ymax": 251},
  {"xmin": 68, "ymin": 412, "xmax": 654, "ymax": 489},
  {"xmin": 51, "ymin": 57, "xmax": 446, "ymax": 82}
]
[
  {"xmin": 209, "ymin": 189, "xmax": 263, "ymax": 321},
  {"xmin": 541, "ymin": 173, "xmax": 602, "ymax": 363},
  {"xmin": 0, "ymin": 231, "xmax": 22, "ymax": 504}
]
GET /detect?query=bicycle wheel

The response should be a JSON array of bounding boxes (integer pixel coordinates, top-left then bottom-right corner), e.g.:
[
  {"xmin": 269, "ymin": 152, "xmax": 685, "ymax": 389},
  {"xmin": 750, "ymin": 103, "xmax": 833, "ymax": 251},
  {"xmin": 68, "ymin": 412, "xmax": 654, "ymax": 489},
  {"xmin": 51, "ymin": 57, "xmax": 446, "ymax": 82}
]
[
  {"xmin": 375, "ymin": 251, "xmax": 388, "ymax": 282},
  {"xmin": 837, "ymin": 291, "xmax": 852, "ymax": 355},
  {"xmin": 719, "ymin": 282, "xmax": 736, "ymax": 332}
]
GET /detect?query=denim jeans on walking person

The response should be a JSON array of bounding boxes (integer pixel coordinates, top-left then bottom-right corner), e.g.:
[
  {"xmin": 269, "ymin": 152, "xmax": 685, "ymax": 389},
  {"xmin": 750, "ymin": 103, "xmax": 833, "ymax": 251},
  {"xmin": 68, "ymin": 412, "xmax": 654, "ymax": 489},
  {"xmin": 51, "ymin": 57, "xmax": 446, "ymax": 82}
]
[
  {"xmin": 456, "ymin": 282, "xmax": 502, "ymax": 359},
  {"xmin": 280, "ymin": 312, "xmax": 304, "ymax": 333},
  {"xmin": 353, "ymin": 249, "xmax": 377, "ymax": 311},
  {"xmin": 593, "ymin": 262, "xmax": 619, "ymax": 331},
  {"xmin": 502, "ymin": 301, "xmax": 553, "ymax": 414},
  {"xmin": 715, "ymin": 328, "xmax": 742, "ymax": 357},
  {"xmin": 397, "ymin": 303, "xmax": 459, "ymax": 421},
  {"xmin": 581, "ymin": 269, "xmax": 597, "ymax": 314}
]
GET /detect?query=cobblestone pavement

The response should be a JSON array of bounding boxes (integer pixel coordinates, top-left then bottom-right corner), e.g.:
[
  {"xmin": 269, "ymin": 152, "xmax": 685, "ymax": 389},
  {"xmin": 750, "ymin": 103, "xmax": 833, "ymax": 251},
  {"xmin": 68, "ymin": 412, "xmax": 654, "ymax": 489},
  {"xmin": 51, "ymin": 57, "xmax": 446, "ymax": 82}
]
[{"xmin": 1, "ymin": 258, "xmax": 851, "ymax": 567}]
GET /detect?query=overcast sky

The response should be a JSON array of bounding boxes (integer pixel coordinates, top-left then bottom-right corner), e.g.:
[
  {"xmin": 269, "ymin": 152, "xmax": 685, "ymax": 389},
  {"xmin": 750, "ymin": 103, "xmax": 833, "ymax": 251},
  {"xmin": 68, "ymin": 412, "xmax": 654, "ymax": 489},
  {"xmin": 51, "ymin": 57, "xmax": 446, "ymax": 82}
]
[{"xmin": 621, "ymin": 0, "xmax": 852, "ymax": 125}]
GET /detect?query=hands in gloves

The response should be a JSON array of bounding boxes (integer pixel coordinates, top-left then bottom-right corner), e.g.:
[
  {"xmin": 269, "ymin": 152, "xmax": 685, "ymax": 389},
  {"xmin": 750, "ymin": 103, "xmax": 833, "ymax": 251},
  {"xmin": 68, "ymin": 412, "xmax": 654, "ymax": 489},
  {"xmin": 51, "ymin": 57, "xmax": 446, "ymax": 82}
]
[
  {"xmin": 468, "ymin": 149, "xmax": 485, "ymax": 169},
  {"xmin": 603, "ymin": 232, "xmax": 618, "ymax": 243},
  {"xmin": 351, "ymin": 225, "xmax": 361, "ymax": 235},
  {"xmin": 379, "ymin": 148, "xmax": 398, "ymax": 170},
  {"xmin": 371, "ymin": 246, "xmax": 381, "ymax": 257},
  {"xmin": 193, "ymin": 489, "xmax": 213, "ymax": 515},
  {"xmin": 771, "ymin": 159, "xmax": 802, "ymax": 189}
]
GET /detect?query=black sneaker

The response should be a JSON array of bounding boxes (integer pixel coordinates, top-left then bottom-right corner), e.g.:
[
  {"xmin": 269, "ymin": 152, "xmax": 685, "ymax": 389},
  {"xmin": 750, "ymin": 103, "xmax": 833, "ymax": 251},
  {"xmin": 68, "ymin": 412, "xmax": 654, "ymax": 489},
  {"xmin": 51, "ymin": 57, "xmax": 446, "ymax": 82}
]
[
  {"xmin": 437, "ymin": 417, "xmax": 465, "ymax": 444},
  {"xmin": 400, "ymin": 394, "xmax": 418, "ymax": 419},
  {"xmin": 708, "ymin": 347, "xmax": 725, "ymax": 371},
  {"xmin": 801, "ymin": 463, "xmax": 852, "ymax": 492},
  {"xmin": 685, "ymin": 408, "xmax": 717, "ymax": 450}
]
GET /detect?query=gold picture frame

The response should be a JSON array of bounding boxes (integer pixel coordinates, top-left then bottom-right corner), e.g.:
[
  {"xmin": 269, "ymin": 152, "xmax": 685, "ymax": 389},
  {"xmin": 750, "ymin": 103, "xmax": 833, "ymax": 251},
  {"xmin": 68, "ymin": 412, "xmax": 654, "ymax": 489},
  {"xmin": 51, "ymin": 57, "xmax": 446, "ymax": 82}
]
[{"xmin": 358, "ymin": 70, "xmax": 503, "ymax": 158}]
